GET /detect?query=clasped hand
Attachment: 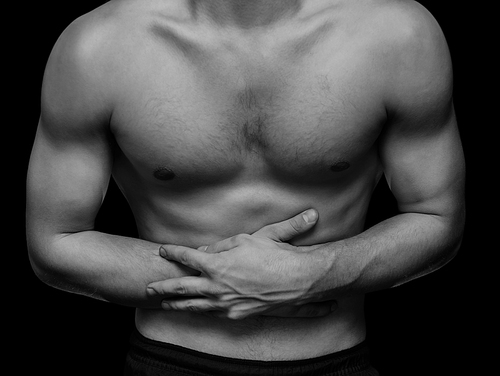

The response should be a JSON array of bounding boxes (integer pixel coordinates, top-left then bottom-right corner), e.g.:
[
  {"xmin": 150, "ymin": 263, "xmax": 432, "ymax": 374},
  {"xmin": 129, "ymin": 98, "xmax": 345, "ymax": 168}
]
[{"xmin": 147, "ymin": 209, "xmax": 336, "ymax": 319}]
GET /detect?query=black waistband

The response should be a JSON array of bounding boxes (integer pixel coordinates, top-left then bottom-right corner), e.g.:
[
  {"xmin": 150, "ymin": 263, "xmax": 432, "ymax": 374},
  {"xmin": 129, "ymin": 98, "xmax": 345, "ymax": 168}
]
[{"xmin": 128, "ymin": 328, "xmax": 374, "ymax": 376}]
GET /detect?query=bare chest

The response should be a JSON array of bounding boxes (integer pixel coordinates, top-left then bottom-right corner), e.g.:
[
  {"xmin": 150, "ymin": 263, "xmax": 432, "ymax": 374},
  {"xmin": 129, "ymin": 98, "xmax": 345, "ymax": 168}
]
[{"xmin": 111, "ymin": 38, "xmax": 386, "ymax": 185}]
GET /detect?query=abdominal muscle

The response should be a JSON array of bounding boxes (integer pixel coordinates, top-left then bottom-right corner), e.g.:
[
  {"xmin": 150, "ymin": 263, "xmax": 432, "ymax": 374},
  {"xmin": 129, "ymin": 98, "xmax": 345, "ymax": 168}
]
[
  {"xmin": 135, "ymin": 295, "xmax": 366, "ymax": 360},
  {"xmin": 128, "ymin": 183, "xmax": 371, "ymax": 361}
]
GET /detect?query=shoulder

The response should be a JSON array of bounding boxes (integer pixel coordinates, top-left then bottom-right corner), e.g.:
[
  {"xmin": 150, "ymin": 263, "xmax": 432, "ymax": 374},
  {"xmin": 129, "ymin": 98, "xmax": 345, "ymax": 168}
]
[
  {"xmin": 365, "ymin": 0, "xmax": 446, "ymax": 39},
  {"xmin": 42, "ymin": 1, "xmax": 132, "ymax": 91},
  {"xmin": 41, "ymin": 1, "xmax": 142, "ymax": 128},
  {"xmin": 322, "ymin": 1, "xmax": 452, "ymax": 99},
  {"xmin": 359, "ymin": 1, "xmax": 451, "ymax": 70},
  {"xmin": 354, "ymin": 1, "xmax": 455, "ymax": 132},
  {"xmin": 367, "ymin": 1, "xmax": 453, "ymax": 107},
  {"xmin": 332, "ymin": 0, "xmax": 454, "ymax": 122},
  {"xmin": 375, "ymin": 1, "xmax": 451, "ymax": 65},
  {"xmin": 47, "ymin": 0, "xmax": 149, "ymax": 58}
]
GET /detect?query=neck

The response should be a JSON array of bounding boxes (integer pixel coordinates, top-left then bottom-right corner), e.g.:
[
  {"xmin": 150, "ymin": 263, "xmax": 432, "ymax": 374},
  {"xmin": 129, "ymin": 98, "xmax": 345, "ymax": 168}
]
[{"xmin": 189, "ymin": 0, "xmax": 302, "ymax": 28}]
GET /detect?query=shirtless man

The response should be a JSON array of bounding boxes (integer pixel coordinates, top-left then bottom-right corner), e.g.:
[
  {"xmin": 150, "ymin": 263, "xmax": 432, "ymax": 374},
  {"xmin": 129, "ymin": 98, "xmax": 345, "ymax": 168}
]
[{"xmin": 27, "ymin": 0, "xmax": 465, "ymax": 374}]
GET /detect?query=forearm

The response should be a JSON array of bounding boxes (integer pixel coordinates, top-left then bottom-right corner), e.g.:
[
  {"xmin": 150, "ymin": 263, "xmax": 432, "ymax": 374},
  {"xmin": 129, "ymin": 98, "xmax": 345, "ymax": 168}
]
[
  {"xmin": 29, "ymin": 230, "xmax": 198, "ymax": 308},
  {"xmin": 311, "ymin": 212, "xmax": 464, "ymax": 299},
  {"xmin": 143, "ymin": 210, "xmax": 464, "ymax": 319}
]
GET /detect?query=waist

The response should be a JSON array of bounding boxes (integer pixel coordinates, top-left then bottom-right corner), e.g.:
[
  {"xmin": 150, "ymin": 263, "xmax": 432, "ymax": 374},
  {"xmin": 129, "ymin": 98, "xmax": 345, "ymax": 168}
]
[
  {"xmin": 135, "ymin": 295, "xmax": 366, "ymax": 361},
  {"xmin": 126, "ymin": 327, "xmax": 376, "ymax": 376}
]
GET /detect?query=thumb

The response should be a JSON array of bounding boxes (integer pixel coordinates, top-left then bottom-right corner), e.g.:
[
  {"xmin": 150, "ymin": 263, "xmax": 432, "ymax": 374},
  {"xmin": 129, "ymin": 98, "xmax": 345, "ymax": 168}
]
[{"xmin": 253, "ymin": 209, "xmax": 318, "ymax": 242}]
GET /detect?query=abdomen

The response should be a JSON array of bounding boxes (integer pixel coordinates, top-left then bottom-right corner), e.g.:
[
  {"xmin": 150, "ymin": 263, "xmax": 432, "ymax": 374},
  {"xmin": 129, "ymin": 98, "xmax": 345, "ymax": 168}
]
[{"xmin": 136, "ymin": 294, "xmax": 367, "ymax": 360}]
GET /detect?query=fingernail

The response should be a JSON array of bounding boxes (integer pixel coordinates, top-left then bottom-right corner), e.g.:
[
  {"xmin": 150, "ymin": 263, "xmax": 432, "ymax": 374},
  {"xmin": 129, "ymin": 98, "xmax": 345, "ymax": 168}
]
[
  {"xmin": 302, "ymin": 210, "xmax": 318, "ymax": 224},
  {"xmin": 159, "ymin": 247, "xmax": 167, "ymax": 257}
]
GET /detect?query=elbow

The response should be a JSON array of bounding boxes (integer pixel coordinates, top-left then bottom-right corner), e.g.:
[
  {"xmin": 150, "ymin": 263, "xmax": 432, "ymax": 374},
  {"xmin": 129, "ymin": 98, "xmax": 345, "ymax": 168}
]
[
  {"xmin": 27, "ymin": 234, "xmax": 68, "ymax": 289},
  {"xmin": 446, "ymin": 226, "xmax": 464, "ymax": 262},
  {"xmin": 448, "ymin": 204, "xmax": 466, "ymax": 258},
  {"xmin": 28, "ymin": 246, "xmax": 58, "ymax": 288},
  {"xmin": 439, "ymin": 233, "xmax": 462, "ymax": 269},
  {"xmin": 435, "ymin": 210, "xmax": 465, "ymax": 269}
]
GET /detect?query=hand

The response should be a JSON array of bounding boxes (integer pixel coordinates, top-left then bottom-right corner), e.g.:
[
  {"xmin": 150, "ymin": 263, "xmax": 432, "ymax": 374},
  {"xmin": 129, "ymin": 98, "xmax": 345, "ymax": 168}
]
[{"xmin": 147, "ymin": 210, "xmax": 336, "ymax": 319}]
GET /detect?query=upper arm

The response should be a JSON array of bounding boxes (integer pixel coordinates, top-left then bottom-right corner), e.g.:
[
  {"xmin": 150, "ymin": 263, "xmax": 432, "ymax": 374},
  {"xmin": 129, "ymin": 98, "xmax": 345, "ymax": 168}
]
[
  {"xmin": 379, "ymin": 3, "xmax": 465, "ymax": 224},
  {"xmin": 27, "ymin": 15, "xmax": 115, "ymax": 254}
]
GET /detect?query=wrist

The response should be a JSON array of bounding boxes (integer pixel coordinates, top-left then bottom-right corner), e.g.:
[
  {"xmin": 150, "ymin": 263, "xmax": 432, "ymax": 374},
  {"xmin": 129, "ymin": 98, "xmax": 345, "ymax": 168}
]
[
  {"xmin": 298, "ymin": 245, "xmax": 337, "ymax": 300},
  {"xmin": 307, "ymin": 241, "xmax": 364, "ymax": 299}
]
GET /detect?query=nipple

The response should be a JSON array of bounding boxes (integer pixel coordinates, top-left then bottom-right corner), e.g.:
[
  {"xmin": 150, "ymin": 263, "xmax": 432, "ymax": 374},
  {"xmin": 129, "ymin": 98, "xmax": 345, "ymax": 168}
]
[
  {"xmin": 330, "ymin": 161, "xmax": 350, "ymax": 172},
  {"xmin": 154, "ymin": 167, "xmax": 176, "ymax": 181}
]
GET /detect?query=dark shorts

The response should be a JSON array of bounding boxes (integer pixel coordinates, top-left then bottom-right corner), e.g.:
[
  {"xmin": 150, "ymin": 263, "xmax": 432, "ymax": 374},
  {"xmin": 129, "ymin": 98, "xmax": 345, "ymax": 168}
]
[{"xmin": 124, "ymin": 328, "xmax": 379, "ymax": 376}]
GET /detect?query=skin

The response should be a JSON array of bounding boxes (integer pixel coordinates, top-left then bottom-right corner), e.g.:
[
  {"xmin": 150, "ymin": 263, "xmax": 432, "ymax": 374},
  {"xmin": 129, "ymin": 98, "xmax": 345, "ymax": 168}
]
[{"xmin": 27, "ymin": 0, "xmax": 465, "ymax": 361}]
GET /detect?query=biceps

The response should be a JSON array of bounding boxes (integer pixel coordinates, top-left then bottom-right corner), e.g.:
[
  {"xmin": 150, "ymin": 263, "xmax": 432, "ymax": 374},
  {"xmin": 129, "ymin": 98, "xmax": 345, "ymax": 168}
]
[
  {"xmin": 26, "ymin": 123, "xmax": 113, "ymax": 237},
  {"xmin": 380, "ymin": 114, "xmax": 465, "ymax": 217}
]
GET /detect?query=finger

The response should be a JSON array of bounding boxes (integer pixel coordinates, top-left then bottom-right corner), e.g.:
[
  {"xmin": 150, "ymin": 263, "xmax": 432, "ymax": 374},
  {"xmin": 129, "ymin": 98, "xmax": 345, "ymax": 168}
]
[
  {"xmin": 161, "ymin": 298, "xmax": 218, "ymax": 313},
  {"xmin": 147, "ymin": 277, "xmax": 217, "ymax": 298},
  {"xmin": 253, "ymin": 209, "xmax": 318, "ymax": 242},
  {"xmin": 262, "ymin": 301, "xmax": 337, "ymax": 318},
  {"xmin": 160, "ymin": 244, "xmax": 211, "ymax": 272},
  {"xmin": 198, "ymin": 244, "xmax": 224, "ymax": 254},
  {"xmin": 203, "ymin": 236, "xmax": 243, "ymax": 254}
]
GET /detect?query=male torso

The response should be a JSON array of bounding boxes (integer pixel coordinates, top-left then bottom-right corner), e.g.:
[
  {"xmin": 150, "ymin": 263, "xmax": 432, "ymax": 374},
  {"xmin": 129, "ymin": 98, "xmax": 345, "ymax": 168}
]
[{"xmin": 82, "ymin": 0, "xmax": 402, "ymax": 360}]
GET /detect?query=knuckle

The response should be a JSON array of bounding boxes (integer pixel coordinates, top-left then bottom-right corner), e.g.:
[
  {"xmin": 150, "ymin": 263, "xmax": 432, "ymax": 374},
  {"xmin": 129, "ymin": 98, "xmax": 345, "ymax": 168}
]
[
  {"xmin": 147, "ymin": 285, "xmax": 160, "ymax": 296},
  {"xmin": 210, "ymin": 284, "xmax": 228, "ymax": 299},
  {"xmin": 288, "ymin": 218, "xmax": 303, "ymax": 234},
  {"xmin": 179, "ymin": 252, "xmax": 191, "ymax": 265},
  {"xmin": 184, "ymin": 301, "xmax": 197, "ymax": 312},
  {"xmin": 206, "ymin": 256, "xmax": 223, "ymax": 276},
  {"xmin": 174, "ymin": 282, "xmax": 187, "ymax": 295}
]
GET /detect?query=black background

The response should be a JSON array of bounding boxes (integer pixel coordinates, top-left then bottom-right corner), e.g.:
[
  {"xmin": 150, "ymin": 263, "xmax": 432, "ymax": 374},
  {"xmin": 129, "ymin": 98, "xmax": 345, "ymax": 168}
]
[{"xmin": 16, "ymin": 1, "xmax": 488, "ymax": 374}]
